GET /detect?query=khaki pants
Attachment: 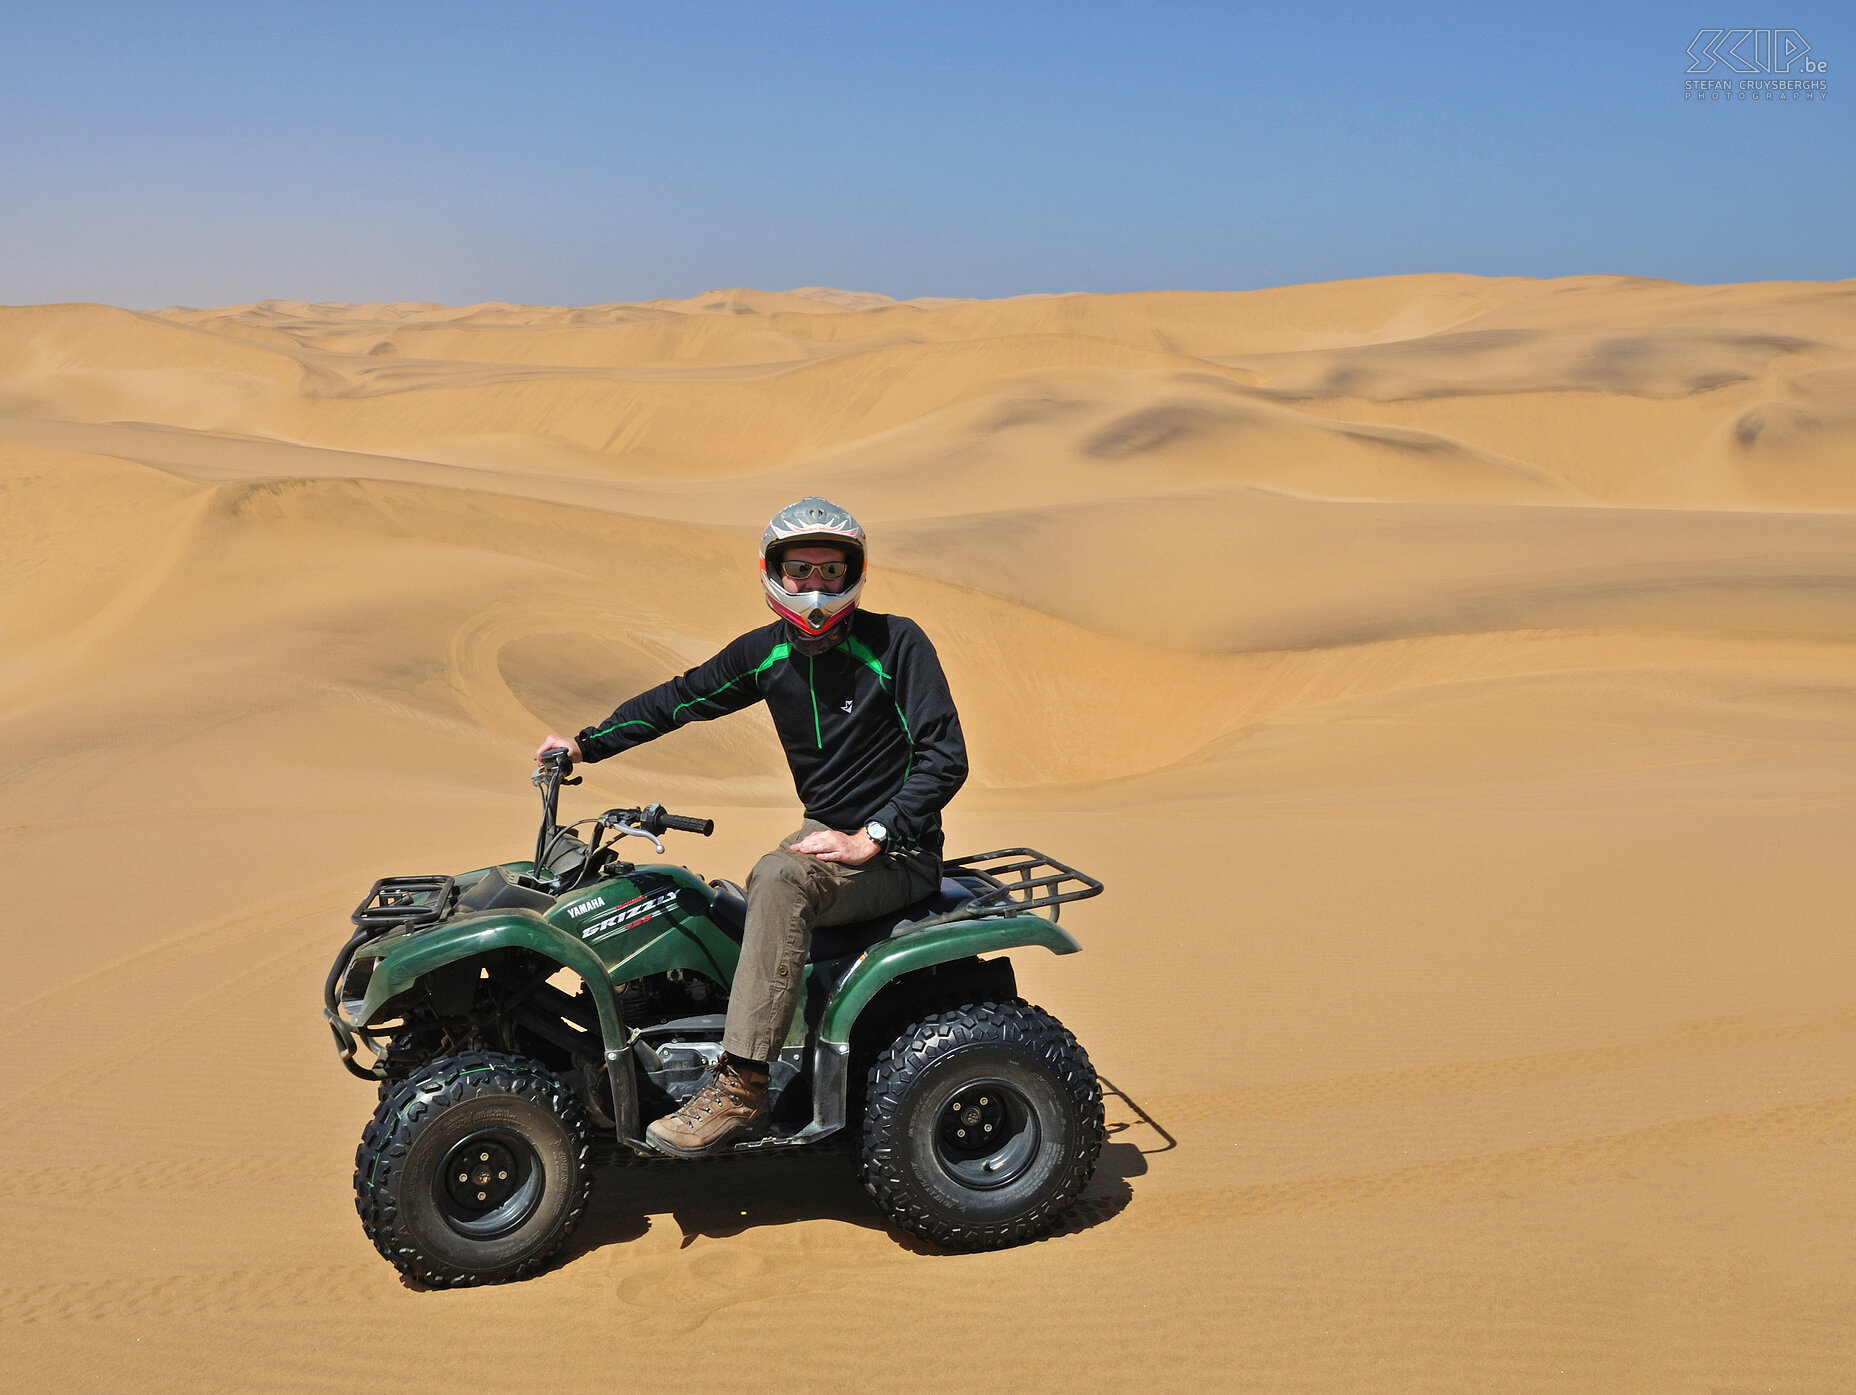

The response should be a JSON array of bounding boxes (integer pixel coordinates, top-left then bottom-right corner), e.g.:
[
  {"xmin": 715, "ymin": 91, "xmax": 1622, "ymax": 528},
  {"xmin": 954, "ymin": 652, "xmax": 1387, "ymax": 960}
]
[{"xmin": 721, "ymin": 819, "xmax": 940, "ymax": 1062}]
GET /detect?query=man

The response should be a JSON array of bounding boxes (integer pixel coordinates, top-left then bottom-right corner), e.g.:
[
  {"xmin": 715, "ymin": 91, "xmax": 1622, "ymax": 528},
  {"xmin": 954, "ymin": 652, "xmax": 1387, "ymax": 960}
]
[{"xmin": 534, "ymin": 497, "xmax": 968, "ymax": 1157}]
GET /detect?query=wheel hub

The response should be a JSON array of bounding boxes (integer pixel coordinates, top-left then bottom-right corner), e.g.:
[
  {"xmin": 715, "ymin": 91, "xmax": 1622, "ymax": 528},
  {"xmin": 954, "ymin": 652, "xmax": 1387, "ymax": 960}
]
[
  {"xmin": 435, "ymin": 1130, "xmax": 542, "ymax": 1238},
  {"xmin": 931, "ymin": 1080, "xmax": 1040, "ymax": 1191}
]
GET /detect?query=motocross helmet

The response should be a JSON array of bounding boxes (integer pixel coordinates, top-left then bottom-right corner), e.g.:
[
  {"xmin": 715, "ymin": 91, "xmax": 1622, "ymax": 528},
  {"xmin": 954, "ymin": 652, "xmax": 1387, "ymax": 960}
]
[{"xmin": 760, "ymin": 496, "xmax": 866, "ymax": 638}]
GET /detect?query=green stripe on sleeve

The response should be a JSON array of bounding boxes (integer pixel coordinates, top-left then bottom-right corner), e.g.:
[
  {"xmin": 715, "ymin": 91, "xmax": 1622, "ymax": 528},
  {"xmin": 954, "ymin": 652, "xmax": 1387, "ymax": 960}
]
[
  {"xmin": 585, "ymin": 718, "xmax": 658, "ymax": 740},
  {"xmin": 668, "ymin": 640, "xmax": 791, "ymax": 723},
  {"xmin": 587, "ymin": 639, "xmax": 791, "ymax": 742}
]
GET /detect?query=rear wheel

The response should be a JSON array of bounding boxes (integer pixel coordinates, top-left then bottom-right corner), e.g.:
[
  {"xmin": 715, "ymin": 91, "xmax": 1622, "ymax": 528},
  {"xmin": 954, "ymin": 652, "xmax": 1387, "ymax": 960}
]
[
  {"xmin": 355, "ymin": 1051, "xmax": 592, "ymax": 1286},
  {"xmin": 860, "ymin": 1001, "xmax": 1103, "ymax": 1249}
]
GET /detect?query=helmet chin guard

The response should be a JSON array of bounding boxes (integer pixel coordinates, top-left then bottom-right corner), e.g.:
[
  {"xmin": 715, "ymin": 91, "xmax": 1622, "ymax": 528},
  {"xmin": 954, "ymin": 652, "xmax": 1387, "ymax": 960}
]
[{"xmin": 760, "ymin": 497, "xmax": 866, "ymax": 637}]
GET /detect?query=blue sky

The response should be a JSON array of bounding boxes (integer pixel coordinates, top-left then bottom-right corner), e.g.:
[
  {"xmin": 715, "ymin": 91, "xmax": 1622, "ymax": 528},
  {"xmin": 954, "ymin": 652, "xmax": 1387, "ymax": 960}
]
[{"xmin": 0, "ymin": 1, "xmax": 1849, "ymax": 305}]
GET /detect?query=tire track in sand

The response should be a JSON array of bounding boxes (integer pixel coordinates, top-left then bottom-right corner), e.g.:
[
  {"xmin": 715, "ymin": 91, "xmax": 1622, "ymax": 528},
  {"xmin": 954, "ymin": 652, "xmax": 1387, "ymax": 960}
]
[
  {"xmin": 0, "ymin": 1265, "xmax": 379, "ymax": 1326},
  {"xmin": 0, "ymin": 912, "xmax": 342, "ymax": 1119},
  {"xmin": 1059, "ymin": 1092, "xmax": 1856, "ymax": 1237},
  {"xmin": 12, "ymin": 1101, "xmax": 1849, "ymax": 1322},
  {"xmin": 0, "ymin": 874, "xmax": 357, "ymax": 1052},
  {"xmin": 1144, "ymin": 1004, "xmax": 1856, "ymax": 1125},
  {"xmin": 0, "ymin": 1153, "xmax": 331, "ymax": 1200}
]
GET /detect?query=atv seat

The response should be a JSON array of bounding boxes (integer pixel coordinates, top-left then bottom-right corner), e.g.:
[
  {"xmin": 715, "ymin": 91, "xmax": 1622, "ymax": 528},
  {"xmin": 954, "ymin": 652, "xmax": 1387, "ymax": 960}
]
[{"xmin": 704, "ymin": 876, "xmax": 977, "ymax": 962}]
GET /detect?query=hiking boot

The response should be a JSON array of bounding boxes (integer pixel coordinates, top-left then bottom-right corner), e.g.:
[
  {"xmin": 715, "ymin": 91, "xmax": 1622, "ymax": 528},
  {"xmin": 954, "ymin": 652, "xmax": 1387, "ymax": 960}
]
[{"xmin": 645, "ymin": 1054, "xmax": 771, "ymax": 1158}]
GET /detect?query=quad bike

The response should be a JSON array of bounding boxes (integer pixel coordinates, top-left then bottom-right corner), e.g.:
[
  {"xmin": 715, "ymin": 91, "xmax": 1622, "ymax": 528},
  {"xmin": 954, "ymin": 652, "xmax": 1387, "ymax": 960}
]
[{"xmin": 324, "ymin": 750, "xmax": 1105, "ymax": 1286}]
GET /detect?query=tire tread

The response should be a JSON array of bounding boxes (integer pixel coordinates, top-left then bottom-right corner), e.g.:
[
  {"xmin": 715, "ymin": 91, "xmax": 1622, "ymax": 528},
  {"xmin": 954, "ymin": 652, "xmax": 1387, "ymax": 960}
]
[
  {"xmin": 354, "ymin": 1050, "xmax": 592, "ymax": 1288},
  {"xmin": 860, "ymin": 1000, "xmax": 1103, "ymax": 1250}
]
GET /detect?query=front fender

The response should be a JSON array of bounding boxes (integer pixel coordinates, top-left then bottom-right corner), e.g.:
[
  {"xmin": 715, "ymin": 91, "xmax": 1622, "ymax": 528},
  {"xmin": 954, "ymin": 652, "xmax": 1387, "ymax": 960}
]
[
  {"xmin": 353, "ymin": 912, "xmax": 625, "ymax": 1053},
  {"xmin": 816, "ymin": 915, "xmax": 1080, "ymax": 1045}
]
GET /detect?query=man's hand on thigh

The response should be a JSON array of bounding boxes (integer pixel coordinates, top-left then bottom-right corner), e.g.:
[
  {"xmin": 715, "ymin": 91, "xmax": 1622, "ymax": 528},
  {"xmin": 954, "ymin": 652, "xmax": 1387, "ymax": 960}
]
[{"xmin": 789, "ymin": 828, "xmax": 881, "ymax": 866}]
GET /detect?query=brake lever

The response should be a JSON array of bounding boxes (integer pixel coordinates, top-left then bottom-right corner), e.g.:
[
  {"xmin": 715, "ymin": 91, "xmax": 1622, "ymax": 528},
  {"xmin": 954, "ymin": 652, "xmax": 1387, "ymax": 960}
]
[
  {"xmin": 599, "ymin": 809, "xmax": 666, "ymax": 853},
  {"xmin": 608, "ymin": 821, "xmax": 665, "ymax": 855}
]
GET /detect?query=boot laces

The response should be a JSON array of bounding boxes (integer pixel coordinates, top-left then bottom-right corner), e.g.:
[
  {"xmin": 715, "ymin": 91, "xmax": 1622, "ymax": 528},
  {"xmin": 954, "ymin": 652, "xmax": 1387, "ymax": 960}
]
[{"xmin": 674, "ymin": 1061, "xmax": 741, "ymax": 1127}]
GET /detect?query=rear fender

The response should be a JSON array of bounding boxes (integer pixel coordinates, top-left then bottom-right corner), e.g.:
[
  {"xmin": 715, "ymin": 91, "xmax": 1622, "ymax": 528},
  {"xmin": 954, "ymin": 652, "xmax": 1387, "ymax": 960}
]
[{"xmin": 816, "ymin": 915, "xmax": 1080, "ymax": 1046}]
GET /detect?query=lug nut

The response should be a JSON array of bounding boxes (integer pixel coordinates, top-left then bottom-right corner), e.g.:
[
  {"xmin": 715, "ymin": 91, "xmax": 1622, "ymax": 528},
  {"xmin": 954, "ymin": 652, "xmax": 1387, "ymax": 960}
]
[
  {"xmin": 477, "ymin": 1191, "xmax": 487, "ymax": 1201},
  {"xmin": 458, "ymin": 1173, "xmax": 468, "ymax": 1182},
  {"xmin": 479, "ymin": 1152, "xmax": 489, "ymax": 1161},
  {"xmin": 498, "ymin": 1171, "xmax": 507, "ymax": 1180},
  {"xmin": 979, "ymin": 1097, "xmax": 988, "ymax": 1106},
  {"xmin": 957, "ymin": 1129, "xmax": 966, "ymax": 1138}
]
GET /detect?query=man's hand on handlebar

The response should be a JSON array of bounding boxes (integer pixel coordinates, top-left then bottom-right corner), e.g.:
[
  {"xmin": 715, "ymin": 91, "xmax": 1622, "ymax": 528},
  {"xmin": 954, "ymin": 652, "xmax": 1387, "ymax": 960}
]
[{"xmin": 535, "ymin": 734, "xmax": 583, "ymax": 765}]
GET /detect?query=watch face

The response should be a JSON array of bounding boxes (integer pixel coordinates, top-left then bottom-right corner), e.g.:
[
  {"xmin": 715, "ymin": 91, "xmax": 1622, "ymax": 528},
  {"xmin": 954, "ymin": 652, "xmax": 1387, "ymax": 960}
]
[{"xmin": 865, "ymin": 822, "xmax": 887, "ymax": 842}]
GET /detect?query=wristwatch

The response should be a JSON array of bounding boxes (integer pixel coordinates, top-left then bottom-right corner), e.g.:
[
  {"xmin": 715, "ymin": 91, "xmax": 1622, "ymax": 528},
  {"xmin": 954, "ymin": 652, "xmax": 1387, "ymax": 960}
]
[{"xmin": 864, "ymin": 820, "xmax": 888, "ymax": 844}]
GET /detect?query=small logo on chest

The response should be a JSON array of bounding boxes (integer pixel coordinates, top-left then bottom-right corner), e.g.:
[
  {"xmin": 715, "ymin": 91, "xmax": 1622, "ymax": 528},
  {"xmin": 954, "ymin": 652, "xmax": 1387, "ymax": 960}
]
[{"xmin": 841, "ymin": 699, "xmax": 854, "ymax": 713}]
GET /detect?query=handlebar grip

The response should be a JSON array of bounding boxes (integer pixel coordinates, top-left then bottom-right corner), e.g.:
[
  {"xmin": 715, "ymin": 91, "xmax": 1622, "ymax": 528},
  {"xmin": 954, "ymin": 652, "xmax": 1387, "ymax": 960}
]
[{"xmin": 661, "ymin": 812, "xmax": 714, "ymax": 836}]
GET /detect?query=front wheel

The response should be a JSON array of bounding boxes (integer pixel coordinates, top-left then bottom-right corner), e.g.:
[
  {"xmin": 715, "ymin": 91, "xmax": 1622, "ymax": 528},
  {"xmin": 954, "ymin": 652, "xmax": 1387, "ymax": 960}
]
[
  {"xmin": 354, "ymin": 1051, "xmax": 592, "ymax": 1286},
  {"xmin": 860, "ymin": 1001, "xmax": 1104, "ymax": 1250}
]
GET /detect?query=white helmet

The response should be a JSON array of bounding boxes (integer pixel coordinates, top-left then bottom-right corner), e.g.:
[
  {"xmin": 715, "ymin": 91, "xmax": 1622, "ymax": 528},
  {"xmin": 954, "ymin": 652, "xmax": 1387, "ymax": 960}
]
[{"xmin": 760, "ymin": 496, "xmax": 866, "ymax": 638}]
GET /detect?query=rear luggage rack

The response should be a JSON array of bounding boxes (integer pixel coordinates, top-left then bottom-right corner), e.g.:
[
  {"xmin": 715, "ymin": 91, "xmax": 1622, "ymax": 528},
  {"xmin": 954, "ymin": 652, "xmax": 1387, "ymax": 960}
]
[
  {"xmin": 885, "ymin": 848, "xmax": 1104, "ymax": 936},
  {"xmin": 351, "ymin": 875, "xmax": 456, "ymax": 933},
  {"xmin": 946, "ymin": 848, "xmax": 1103, "ymax": 923}
]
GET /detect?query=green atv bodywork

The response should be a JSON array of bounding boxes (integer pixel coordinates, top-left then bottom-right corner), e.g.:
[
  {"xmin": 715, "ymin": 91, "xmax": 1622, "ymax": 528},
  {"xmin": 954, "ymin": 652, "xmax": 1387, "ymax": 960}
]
[
  {"xmin": 327, "ymin": 759, "xmax": 1106, "ymax": 1284},
  {"xmin": 328, "ymin": 854, "xmax": 1082, "ymax": 1155}
]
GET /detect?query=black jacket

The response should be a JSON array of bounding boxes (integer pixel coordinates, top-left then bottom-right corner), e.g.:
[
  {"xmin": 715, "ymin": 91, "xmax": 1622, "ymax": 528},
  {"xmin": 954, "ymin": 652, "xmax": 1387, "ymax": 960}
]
[{"xmin": 577, "ymin": 611, "xmax": 968, "ymax": 854}]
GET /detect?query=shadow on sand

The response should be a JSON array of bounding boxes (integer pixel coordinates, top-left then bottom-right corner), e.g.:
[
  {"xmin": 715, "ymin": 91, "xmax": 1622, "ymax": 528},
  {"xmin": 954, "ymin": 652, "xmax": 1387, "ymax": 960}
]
[{"xmin": 559, "ymin": 1076, "xmax": 1174, "ymax": 1261}]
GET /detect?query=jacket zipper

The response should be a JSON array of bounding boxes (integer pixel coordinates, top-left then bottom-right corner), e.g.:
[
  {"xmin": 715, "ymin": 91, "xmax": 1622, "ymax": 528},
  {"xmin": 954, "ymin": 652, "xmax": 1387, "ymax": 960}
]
[{"xmin": 808, "ymin": 655, "xmax": 822, "ymax": 748}]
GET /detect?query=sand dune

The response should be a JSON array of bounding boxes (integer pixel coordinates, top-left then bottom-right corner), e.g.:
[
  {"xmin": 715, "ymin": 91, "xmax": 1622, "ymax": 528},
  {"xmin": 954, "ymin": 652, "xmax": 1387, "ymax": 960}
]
[{"xmin": 4, "ymin": 274, "xmax": 1855, "ymax": 1393}]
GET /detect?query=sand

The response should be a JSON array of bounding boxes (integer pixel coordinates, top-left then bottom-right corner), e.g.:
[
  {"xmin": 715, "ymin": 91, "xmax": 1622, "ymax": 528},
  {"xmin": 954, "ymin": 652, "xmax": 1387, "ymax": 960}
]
[{"xmin": 3, "ymin": 273, "xmax": 1854, "ymax": 1393}]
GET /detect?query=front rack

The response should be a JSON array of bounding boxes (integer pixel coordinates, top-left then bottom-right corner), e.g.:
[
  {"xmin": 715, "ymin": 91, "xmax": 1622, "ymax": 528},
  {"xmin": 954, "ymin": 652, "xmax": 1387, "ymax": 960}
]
[
  {"xmin": 351, "ymin": 875, "xmax": 456, "ymax": 933},
  {"xmin": 328, "ymin": 875, "xmax": 456, "ymax": 1083}
]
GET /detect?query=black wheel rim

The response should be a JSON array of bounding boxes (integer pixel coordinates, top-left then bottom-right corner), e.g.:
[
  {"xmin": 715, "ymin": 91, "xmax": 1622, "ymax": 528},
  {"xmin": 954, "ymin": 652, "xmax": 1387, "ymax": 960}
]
[
  {"xmin": 435, "ymin": 1128, "xmax": 544, "ymax": 1239},
  {"xmin": 929, "ymin": 1077, "xmax": 1040, "ymax": 1191}
]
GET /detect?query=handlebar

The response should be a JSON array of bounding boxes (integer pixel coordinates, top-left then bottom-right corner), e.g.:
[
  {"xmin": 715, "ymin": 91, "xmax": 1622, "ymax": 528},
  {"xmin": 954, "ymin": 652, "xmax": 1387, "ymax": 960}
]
[
  {"xmin": 604, "ymin": 802, "xmax": 715, "ymax": 838},
  {"xmin": 528, "ymin": 748, "xmax": 714, "ymax": 891},
  {"xmin": 534, "ymin": 750, "xmax": 712, "ymax": 832}
]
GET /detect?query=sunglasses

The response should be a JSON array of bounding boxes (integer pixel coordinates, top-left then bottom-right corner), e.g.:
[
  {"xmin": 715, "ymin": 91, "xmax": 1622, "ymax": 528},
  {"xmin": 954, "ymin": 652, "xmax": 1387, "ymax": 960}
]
[{"xmin": 778, "ymin": 559, "xmax": 850, "ymax": 581}]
